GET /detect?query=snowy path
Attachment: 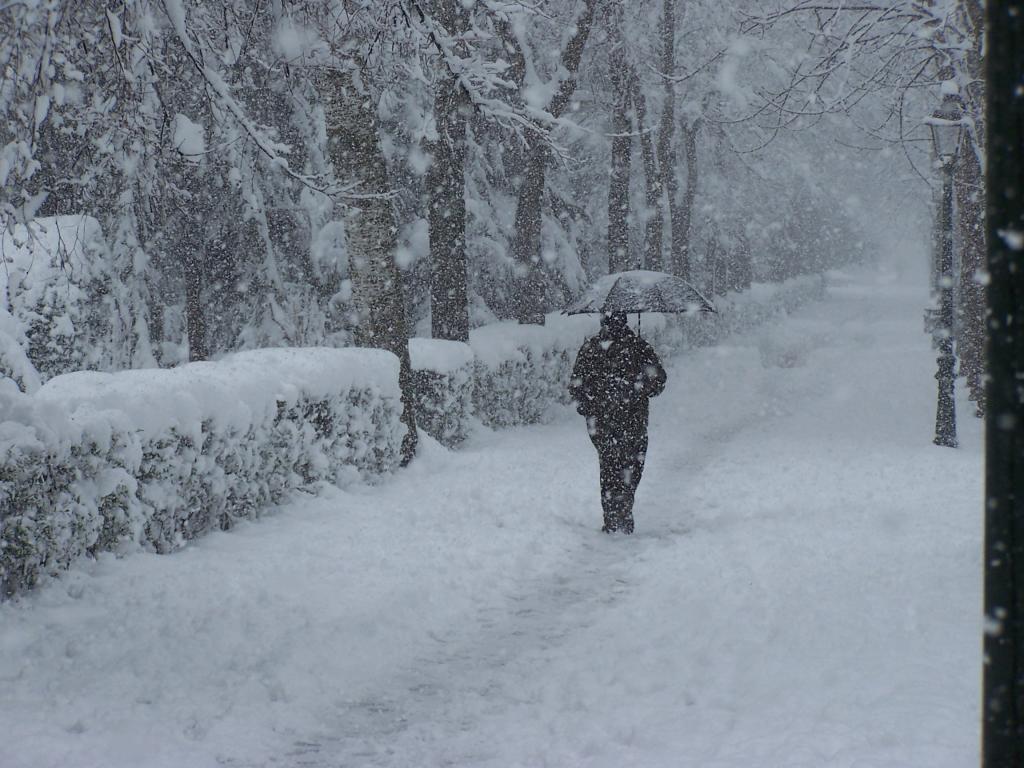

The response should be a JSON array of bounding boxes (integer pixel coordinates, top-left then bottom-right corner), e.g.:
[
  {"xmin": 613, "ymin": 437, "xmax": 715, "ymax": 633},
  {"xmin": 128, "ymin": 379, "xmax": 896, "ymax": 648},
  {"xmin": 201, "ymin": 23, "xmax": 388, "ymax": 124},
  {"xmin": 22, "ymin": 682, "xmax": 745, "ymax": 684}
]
[{"xmin": 1, "ymin": 259, "xmax": 981, "ymax": 767}]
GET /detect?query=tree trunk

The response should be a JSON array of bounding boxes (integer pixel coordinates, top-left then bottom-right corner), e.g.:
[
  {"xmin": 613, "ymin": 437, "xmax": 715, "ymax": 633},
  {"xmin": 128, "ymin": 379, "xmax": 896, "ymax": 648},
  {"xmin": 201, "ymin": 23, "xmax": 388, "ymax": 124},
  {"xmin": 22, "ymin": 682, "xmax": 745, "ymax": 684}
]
[
  {"xmin": 495, "ymin": 18, "xmax": 528, "ymax": 180},
  {"xmin": 956, "ymin": 143, "xmax": 986, "ymax": 416},
  {"xmin": 735, "ymin": 234, "xmax": 753, "ymax": 291},
  {"xmin": 319, "ymin": 67, "xmax": 418, "ymax": 465},
  {"xmin": 184, "ymin": 243, "xmax": 207, "ymax": 362},
  {"xmin": 983, "ymin": 1, "xmax": 1024, "ymax": 764},
  {"xmin": 630, "ymin": 69, "xmax": 663, "ymax": 271},
  {"xmin": 656, "ymin": 0, "xmax": 690, "ymax": 279},
  {"xmin": 428, "ymin": 3, "xmax": 470, "ymax": 342},
  {"xmin": 674, "ymin": 118, "xmax": 699, "ymax": 280},
  {"xmin": 510, "ymin": 145, "xmax": 552, "ymax": 324},
  {"xmin": 607, "ymin": 26, "xmax": 632, "ymax": 274},
  {"xmin": 957, "ymin": 0, "xmax": 987, "ymax": 418},
  {"xmin": 510, "ymin": 0, "xmax": 600, "ymax": 324}
]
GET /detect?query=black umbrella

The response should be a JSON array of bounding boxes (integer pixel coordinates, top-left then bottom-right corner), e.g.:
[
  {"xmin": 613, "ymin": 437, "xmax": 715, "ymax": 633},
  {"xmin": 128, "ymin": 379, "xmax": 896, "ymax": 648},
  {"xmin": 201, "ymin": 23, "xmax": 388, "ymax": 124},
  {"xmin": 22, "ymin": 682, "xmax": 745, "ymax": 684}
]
[{"xmin": 562, "ymin": 270, "xmax": 715, "ymax": 316}]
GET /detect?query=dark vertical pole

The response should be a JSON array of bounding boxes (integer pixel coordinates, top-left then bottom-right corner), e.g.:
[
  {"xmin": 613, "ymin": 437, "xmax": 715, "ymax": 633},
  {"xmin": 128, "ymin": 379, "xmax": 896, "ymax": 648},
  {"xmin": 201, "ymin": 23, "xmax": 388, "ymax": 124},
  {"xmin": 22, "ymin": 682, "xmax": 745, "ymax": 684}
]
[
  {"xmin": 984, "ymin": 1, "xmax": 1024, "ymax": 764},
  {"xmin": 935, "ymin": 161, "xmax": 958, "ymax": 448}
]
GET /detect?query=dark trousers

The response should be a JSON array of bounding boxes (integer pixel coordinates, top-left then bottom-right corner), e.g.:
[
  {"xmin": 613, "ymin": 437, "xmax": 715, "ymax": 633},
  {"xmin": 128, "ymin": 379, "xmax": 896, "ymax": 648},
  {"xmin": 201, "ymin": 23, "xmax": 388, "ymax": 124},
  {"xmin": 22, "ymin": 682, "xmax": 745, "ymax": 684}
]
[{"xmin": 587, "ymin": 416, "xmax": 648, "ymax": 533}]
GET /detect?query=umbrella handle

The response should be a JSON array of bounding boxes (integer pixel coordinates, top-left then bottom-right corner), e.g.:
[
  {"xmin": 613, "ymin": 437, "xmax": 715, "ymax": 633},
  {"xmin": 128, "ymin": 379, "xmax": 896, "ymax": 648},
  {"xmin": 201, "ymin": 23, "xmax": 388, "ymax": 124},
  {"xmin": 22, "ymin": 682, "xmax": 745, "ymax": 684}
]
[{"xmin": 637, "ymin": 312, "xmax": 642, "ymax": 339}]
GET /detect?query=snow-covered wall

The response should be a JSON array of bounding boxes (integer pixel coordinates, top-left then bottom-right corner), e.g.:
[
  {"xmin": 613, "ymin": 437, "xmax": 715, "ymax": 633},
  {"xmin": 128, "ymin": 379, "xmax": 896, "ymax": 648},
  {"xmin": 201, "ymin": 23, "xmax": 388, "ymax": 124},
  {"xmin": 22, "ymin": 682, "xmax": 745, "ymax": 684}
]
[{"xmin": 0, "ymin": 348, "xmax": 404, "ymax": 598}]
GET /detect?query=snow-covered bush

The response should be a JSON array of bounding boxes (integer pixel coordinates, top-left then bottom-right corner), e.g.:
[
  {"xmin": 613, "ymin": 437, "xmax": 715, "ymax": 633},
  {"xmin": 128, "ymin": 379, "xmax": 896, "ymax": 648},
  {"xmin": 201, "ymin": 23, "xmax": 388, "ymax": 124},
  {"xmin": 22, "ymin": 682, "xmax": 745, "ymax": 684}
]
[
  {"xmin": 0, "ymin": 306, "xmax": 40, "ymax": 394},
  {"xmin": 465, "ymin": 276, "xmax": 824, "ymax": 428},
  {"xmin": 0, "ymin": 216, "xmax": 135, "ymax": 380},
  {"xmin": 410, "ymin": 316, "xmax": 676, "ymax": 434},
  {"xmin": 409, "ymin": 339, "xmax": 475, "ymax": 448},
  {"xmin": 470, "ymin": 318, "xmax": 590, "ymax": 428},
  {"xmin": 466, "ymin": 311, "xmax": 691, "ymax": 428},
  {"xmin": 672, "ymin": 275, "xmax": 827, "ymax": 351},
  {"xmin": 468, "ymin": 314, "xmax": 681, "ymax": 428},
  {"xmin": 0, "ymin": 348, "xmax": 404, "ymax": 597},
  {"xmin": 0, "ymin": 275, "xmax": 827, "ymax": 599}
]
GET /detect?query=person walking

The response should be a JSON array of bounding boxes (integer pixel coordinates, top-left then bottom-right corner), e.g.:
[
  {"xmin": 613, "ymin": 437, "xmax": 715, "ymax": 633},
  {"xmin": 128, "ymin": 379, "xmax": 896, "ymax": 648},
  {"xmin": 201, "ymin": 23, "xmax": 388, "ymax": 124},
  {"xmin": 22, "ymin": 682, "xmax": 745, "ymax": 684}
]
[{"xmin": 569, "ymin": 312, "xmax": 667, "ymax": 534}]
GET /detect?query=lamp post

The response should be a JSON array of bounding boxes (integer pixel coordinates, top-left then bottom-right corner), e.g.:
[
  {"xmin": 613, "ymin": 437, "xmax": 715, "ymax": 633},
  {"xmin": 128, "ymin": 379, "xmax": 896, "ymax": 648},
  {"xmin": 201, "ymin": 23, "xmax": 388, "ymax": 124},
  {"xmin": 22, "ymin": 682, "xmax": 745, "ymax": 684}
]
[{"xmin": 926, "ymin": 83, "xmax": 964, "ymax": 449}]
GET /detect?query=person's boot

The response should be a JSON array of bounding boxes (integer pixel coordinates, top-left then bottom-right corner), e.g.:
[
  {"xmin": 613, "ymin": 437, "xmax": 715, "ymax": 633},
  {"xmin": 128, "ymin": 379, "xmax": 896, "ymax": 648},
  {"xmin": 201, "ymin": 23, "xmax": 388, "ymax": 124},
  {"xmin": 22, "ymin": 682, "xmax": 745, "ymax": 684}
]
[
  {"xmin": 600, "ymin": 488, "xmax": 617, "ymax": 532},
  {"xmin": 602, "ymin": 496, "xmax": 630, "ymax": 533},
  {"xmin": 601, "ymin": 506, "xmax": 620, "ymax": 533},
  {"xmin": 620, "ymin": 497, "xmax": 635, "ymax": 534}
]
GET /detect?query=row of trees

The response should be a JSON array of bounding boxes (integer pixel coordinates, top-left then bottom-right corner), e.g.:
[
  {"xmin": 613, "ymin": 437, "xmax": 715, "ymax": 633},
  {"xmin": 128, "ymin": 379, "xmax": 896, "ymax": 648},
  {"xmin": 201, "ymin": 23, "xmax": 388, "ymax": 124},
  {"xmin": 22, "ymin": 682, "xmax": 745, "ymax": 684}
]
[
  {"xmin": 744, "ymin": 0, "xmax": 986, "ymax": 412},
  {"xmin": 2, "ymin": 0, "xmax": 888, "ymax": 462}
]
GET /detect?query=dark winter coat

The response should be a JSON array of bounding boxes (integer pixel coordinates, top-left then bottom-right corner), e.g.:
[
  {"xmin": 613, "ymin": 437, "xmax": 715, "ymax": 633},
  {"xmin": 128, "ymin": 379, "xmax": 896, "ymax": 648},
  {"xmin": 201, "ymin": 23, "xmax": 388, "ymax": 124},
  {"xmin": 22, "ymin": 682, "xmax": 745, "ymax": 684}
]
[{"xmin": 569, "ymin": 323, "xmax": 667, "ymax": 432}]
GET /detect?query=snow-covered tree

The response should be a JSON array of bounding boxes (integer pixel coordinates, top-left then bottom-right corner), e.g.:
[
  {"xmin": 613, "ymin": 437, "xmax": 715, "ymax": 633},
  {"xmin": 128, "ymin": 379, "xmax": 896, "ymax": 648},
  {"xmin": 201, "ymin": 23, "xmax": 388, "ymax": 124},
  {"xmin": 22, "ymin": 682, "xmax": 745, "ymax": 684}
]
[{"xmin": 743, "ymin": 0, "xmax": 986, "ymax": 410}]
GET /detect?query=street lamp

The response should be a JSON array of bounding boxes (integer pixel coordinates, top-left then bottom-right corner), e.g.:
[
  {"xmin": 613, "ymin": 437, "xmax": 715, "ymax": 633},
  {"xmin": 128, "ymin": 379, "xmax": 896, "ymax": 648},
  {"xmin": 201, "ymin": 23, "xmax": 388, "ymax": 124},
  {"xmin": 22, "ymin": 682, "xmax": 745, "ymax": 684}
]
[{"xmin": 925, "ymin": 82, "xmax": 965, "ymax": 448}]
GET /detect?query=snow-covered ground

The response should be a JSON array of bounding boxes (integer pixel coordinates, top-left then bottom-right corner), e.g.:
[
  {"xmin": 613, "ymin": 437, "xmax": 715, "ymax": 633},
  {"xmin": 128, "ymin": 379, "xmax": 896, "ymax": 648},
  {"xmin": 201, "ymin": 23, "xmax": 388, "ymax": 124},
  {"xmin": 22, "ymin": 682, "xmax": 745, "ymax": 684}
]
[{"xmin": 0, "ymin": 253, "xmax": 981, "ymax": 767}]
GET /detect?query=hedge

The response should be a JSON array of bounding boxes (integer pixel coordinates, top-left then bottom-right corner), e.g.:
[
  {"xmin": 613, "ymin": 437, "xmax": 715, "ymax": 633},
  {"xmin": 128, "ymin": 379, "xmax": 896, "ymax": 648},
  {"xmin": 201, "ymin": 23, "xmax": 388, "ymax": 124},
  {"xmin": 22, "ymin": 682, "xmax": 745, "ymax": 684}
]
[
  {"xmin": 1, "ymin": 275, "xmax": 825, "ymax": 598},
  {"xmin": 0, "ymin": 348, "xmax": 404, "ymax": 597}
]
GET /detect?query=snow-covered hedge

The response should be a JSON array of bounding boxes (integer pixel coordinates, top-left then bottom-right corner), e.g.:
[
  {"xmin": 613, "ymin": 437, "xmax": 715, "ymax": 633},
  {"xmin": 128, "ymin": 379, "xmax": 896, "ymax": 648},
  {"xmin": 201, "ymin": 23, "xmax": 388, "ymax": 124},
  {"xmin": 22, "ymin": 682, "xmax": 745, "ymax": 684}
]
[
  {"xmin": 414, "ymin": 317, "xmax": 665, "ymax": 432},
  {"xmin": 0, "ymin": 274, "xmax": 826, "ymax": 599},
  {"xmin": 670, "ymin": 275, "xmax": 826, "ymax": 351},
  {"xmin": 0, "ymin": 348, "xmax": 404, "ymax": 597},
  {"xmin": 466, "ymin": 312, "xmax": 687, "ymax": 428},
  {"xmin": 469, "ymin": 316, "xmax": 598, "ymax": 428},
  {"xmin": 409, "ymin": 339, "xmax": 475, "ymax": 447},
  {"xmin": 464, "ymin": 275, "xmax": 824, "ymax": 428}
]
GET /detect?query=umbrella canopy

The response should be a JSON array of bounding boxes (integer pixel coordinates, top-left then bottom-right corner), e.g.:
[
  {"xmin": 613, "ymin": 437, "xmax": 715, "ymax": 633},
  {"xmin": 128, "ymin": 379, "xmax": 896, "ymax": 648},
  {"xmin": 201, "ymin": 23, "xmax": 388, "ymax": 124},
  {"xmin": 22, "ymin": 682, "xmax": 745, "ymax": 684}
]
[{"xmin": 562, "ymin": 270, "xmax": 716, "ymax": 315}]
